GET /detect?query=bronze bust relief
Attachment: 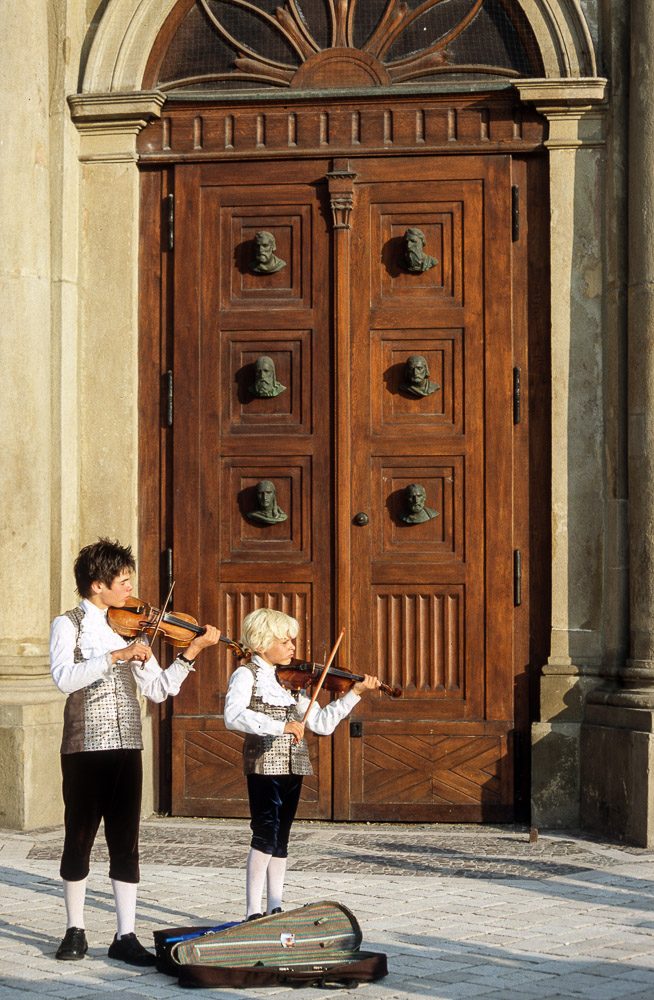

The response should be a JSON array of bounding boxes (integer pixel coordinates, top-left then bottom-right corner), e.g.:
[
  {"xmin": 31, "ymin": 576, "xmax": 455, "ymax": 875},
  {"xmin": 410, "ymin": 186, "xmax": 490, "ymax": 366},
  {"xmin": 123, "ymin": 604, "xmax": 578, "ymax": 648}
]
[
  {"xmin": 399, "ymin": 354, "xmax": 439, "ymax": 397},
  {"xmin": 398, "ymin": 227, "xmax": 438, "ymax": 274},
  {"xmin": 249, "ymin": 356, "xmax": 286, "ymax": 398},
  {"xmin": 247, "ymin": 479, "xmax": 288, "ymax": 523},
  {"xmin": 249, "ymin": 231, "xmax": 286, "ymax": 274},
  {"xmin": 399, "ymin": 483, "xmax": 439, "ymax": 524}
]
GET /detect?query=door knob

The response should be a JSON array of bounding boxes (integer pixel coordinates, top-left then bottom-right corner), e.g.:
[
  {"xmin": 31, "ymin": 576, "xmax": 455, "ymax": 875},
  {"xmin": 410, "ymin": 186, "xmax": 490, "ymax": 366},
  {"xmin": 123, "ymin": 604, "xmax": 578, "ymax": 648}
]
[{"xmin": 353, "ymin": 512, "xmax": 369, "ymax": 526}]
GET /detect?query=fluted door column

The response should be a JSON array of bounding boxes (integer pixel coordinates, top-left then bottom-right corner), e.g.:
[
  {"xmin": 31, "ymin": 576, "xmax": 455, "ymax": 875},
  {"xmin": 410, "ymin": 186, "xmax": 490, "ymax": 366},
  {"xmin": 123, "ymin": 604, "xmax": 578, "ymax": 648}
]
[{"xmin": 622, "ymin": 0, "xmax": 654, "ymax": 703}]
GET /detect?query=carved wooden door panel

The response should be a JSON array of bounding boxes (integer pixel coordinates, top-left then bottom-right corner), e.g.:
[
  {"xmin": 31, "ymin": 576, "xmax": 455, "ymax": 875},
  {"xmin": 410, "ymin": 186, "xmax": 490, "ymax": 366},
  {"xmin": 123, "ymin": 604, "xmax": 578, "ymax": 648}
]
[
  {"xmin": 169, "ymin": 153, "xmax": 519, "ymax": 822},
  {"xmin": 334, "ymin": 155, "xmax": 516, "ymax": 821},
  {"xmin": 170, "ymin": 159, "xmax": 334, "ymax": 818}
]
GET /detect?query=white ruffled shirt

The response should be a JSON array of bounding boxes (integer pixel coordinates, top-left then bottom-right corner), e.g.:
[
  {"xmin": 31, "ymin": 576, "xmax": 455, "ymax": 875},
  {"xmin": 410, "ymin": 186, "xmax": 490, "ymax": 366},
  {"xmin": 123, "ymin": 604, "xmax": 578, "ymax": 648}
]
[
  {"xmin": 50, "ymin": 598, "xmax": 194, "ymax": 703},
  {"xmin": 223, "ymin": 654, "xmax": 360, "ymax": 736}
]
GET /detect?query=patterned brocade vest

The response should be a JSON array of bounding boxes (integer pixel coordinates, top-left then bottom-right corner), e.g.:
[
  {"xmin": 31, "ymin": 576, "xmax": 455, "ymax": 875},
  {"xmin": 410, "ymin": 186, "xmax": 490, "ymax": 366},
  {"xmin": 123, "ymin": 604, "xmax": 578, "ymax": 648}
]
[
  {"xmin": 242, "ymin": 661, "xmax": 312, "ymax": 776},
  {"xmin": 59, "ymin": 606, "xmax": 143, "ymax": 754}
]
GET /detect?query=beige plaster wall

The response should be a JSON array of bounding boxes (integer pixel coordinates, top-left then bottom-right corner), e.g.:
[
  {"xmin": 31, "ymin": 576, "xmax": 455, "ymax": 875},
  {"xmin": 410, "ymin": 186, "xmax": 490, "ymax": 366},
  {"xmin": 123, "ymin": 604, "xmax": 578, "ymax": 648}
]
[
  {"xmin": 1, "ymin": 2, "xmax": 62, "ymax": 829},
  {"xmin": 77, "ymin": 154, "xmax": 140, "ymax": 544},
  {"xmin": 0, "ymin": 0, "xmax": 152, "ymax": 829},
  {"xmin": 1, "ymin": 5, "xmax": 53, "ymax": 652},
  {"xmin": 49, "ymin": 0, "xmax": 85, "ymax": 613}
]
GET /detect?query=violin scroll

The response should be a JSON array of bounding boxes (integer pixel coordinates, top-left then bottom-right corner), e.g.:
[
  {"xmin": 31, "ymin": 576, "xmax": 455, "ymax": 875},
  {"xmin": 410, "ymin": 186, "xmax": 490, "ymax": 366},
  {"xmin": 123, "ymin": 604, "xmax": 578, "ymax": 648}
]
[{"xmin": 221, "ymin": 636, "xmax": 250, "ymax": 660}]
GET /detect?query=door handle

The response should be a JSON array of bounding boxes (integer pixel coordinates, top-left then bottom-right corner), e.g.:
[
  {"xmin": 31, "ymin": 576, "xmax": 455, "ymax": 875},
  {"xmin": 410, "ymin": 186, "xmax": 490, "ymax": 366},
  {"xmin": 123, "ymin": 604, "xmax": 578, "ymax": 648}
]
[{"xmin": 353, "ymin": 512, "xmax": 369, "ymax": 526}]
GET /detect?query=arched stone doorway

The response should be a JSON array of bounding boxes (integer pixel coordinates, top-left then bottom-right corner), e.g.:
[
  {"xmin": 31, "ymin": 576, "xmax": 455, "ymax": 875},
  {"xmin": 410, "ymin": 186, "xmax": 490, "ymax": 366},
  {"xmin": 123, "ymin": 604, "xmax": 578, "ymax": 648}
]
[{"xmin": 68, "ymin": 0, "xmax": 608, "ymax": 825}]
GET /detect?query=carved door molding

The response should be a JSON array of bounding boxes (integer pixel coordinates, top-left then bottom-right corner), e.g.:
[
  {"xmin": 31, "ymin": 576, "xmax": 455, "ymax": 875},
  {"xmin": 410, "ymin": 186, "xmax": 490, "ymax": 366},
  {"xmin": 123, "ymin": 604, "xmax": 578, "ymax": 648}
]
[{"xmin": 138, "ymin": 97, "xmax": 549, "ymax": 821}]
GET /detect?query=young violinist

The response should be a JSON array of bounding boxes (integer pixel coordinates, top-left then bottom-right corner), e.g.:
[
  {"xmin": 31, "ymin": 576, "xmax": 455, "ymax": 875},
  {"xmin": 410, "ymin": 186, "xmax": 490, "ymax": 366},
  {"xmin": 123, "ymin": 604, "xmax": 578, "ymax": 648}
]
[
  {"xmin": 223, "ymin": 608, "xmax": 380, "ymax": 920},
  {"xmin": 49, "ymin": 538, "xmax": 220, "ymax": 965}
]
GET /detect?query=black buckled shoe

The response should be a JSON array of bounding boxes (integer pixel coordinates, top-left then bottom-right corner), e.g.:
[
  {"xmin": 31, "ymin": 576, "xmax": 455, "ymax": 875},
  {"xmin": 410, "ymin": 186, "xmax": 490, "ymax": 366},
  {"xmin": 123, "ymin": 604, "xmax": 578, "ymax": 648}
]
[
  {"xmin": 108, "ymin": 932, "xmax": 157, "ymax": 967},
  {"xmin": 269, "ymin": 907, "xmax": 282, "ymax": 915},
  {"xmin": 246, "ymin": 913, "xmax": 263, "ymax": 921},
  {"xmin": 56, "ymin": 926, "xmax": 88, "ymax": 961}
]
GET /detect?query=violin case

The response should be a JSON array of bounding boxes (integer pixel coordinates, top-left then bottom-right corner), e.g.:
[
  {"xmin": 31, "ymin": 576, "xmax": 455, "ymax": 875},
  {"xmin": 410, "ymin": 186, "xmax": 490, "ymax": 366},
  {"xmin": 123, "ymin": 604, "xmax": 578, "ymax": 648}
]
[{"xmin": 153, "ymin": 899, "xmax": 388, "ymax": 988}]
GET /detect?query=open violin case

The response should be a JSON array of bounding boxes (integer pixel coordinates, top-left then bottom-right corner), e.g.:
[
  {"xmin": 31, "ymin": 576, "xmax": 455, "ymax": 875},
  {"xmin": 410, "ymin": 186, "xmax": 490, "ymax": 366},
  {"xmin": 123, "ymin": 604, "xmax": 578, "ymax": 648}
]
[{"xmin": 153, "ymin": 899, "xmax": 388, "ymax": 988}]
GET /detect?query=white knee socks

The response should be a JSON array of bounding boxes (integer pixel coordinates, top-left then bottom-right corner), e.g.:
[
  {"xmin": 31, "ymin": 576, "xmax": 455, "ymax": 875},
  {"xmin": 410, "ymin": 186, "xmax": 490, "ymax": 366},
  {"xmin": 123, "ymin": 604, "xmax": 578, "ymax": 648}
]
[
  {"xmin": 265, "ymin": 856, "xmax": 287, "ymax": 914},
  {"xmin": 63, "ymin": 877, "xmax": 137, "ymax": 937},
  {"xmin": 111, "ymin": 879, "xmax": 137, "ymax": 938},
  {"xmin": 63, "ymin": 877, "xmax": 87, "ymax": 929},
  {"xmin": 245, "ymin": 848, "xmax": 271, "ymax": 918}
]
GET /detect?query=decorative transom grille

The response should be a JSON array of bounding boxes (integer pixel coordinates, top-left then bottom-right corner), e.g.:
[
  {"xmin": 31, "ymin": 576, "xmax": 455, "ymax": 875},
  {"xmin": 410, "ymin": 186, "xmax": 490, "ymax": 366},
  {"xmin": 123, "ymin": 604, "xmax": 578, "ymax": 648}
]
[{"xmin": 152, "ymin": 0, "xmax": 543, "ymax": 93}]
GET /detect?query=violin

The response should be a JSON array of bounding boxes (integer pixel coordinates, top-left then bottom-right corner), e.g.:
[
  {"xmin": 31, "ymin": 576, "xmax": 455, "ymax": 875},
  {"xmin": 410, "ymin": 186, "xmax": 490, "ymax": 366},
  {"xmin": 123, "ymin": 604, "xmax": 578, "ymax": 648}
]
[
  {"xmin": 107, "ymin": 596, "xmax": 248, "ymax": 658},
  {"xmin": 275, "ymin": 659, "xmax": 402, "ymax": 699}
]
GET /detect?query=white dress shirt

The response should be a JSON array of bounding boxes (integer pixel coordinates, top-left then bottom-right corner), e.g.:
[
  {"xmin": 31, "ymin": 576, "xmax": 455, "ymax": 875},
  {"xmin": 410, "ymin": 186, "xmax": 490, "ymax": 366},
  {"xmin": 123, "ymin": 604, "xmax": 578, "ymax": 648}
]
[
  {"xmin": 50, "ymin": 598, "xmax": 193, "ymax": 703},
  {"xmin": 223, "ymin": 654, "xmax": 360, "ymax": 736}
]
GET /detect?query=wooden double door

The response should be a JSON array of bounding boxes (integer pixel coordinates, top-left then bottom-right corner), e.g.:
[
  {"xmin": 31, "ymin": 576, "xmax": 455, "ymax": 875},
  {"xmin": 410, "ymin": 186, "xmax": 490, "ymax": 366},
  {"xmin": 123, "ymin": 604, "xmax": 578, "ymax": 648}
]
[{"xmin": 166, "ymin": 151, "xmax": 531, "ymax": 822}]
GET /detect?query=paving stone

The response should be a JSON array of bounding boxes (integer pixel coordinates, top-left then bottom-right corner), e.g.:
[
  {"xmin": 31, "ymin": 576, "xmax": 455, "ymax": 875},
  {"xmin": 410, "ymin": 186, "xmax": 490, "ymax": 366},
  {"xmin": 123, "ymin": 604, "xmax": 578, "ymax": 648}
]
[{"xmin": 3, "ymin": 819, "xmax": 654, "ymax": 999}]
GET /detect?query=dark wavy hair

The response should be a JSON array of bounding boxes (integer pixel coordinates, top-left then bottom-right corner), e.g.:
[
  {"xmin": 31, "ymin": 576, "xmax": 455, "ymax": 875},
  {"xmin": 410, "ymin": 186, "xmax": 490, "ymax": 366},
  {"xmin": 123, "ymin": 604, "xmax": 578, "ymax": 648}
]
[{"xmin": 74, "ymin": 538, "xmax": 135, "ymax": 598}]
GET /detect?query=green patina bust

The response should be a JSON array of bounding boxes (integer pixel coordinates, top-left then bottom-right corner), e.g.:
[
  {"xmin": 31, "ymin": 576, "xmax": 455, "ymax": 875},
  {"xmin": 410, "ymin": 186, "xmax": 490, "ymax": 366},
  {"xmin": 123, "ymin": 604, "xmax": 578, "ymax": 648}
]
[
  {"xmin": 399, "ymin": 354, "xmax": 439, "ymax": 397},
  {"xmin": 247, "ymin": 480, "xmax": 288, "ymax": 524},
  {"xmin": 249, "ymin": 231, "xmax": 286, "ymax": 274},
  {"xmin": 400, "ymin": 483, "xmax": 439, "ymax": 524},
  {"xmin": 249, "ymin": 356, "xmax": 286, "ymax": 398},
  {"xmin": 398, "ymin": 228, "xmax": 438, "ymax": 274}
]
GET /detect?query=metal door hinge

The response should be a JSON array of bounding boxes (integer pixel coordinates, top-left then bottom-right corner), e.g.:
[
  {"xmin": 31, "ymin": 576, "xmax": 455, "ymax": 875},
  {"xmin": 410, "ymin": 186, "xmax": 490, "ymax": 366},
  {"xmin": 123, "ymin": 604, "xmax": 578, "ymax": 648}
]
[
  {"xmin": 165, "ymin": 370, "xmax": 173, "ymax": 427},
  {"xmin": 166, "ymin": 192, "xmax": 174, "ymax": 251},
  {"xmin": 511, "ymin": 184, "xmax": 519, "ymax": 242},
  {"xmin": 514, "ymin": 549, "xmax": 522, "ymax": 606},
  {"xmin": 163, "ymin": 548, "xmax": 174, "ymax": 595},
  {"xmin": 513, "ymin": 367, "xmax": 521, "ymax": 424}
]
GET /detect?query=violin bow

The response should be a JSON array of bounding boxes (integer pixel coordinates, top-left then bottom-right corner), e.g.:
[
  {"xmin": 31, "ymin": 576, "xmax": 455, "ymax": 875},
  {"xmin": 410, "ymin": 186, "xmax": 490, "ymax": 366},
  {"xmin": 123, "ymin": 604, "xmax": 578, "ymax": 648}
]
[
  {"xmin": 145, "ymin": 580, "xmax": 175, "ymax": 648},
  {"xmin": 294, "ymin": 628, "xmax": 345, "ymax": 742}
]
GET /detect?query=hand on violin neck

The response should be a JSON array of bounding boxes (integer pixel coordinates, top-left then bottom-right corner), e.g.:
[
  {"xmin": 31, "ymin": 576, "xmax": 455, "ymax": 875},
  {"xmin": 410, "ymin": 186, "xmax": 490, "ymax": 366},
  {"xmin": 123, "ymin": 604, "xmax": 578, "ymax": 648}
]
[
  {"xmin": 183, "ymin": 624, "xmax": 221, "ymax": 661},
  {"xmin": 112, "ymin": 641, "xmax": 152, "ymax": 665},
  {"xmin": 351, "ymin": 674, "xmax": 382, "ymax": 696}
]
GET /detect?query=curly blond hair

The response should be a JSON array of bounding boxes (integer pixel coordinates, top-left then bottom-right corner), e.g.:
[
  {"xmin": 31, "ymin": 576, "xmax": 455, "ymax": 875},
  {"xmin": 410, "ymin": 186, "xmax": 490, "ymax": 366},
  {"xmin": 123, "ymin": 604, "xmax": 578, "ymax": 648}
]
[{"xmin": 241, "ymin": 608, "xmax": 299, "ymax": 654}]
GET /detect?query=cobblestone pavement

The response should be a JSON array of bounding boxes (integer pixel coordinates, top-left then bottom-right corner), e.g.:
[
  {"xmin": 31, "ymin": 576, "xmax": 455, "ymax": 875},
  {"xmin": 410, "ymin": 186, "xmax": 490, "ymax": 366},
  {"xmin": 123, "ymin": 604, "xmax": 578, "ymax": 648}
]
[{"xmin": 2, "ymin": 817, "xmax": 654, "ymax": 999}]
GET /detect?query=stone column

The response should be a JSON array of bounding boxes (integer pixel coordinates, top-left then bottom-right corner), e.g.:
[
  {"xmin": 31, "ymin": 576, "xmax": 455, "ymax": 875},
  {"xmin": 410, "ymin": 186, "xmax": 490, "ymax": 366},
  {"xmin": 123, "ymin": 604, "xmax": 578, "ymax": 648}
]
[
  {"xmin": 515, "ymin": 80, "xmax": 608, "ymax": 829},
  {"xmin": 580, "ymin": 2, "xmax": 654, "ymax": 846},
  {"xmin": 623, "ymin": 3, "xmax": 654, "ymax": 699},
  {"xmin": 69, "ymin": 92, "xmax": 165, "ymax": 816},
  {"xmin": 0, "ymin": 4, "xmax": 61, "ymax": 828}
]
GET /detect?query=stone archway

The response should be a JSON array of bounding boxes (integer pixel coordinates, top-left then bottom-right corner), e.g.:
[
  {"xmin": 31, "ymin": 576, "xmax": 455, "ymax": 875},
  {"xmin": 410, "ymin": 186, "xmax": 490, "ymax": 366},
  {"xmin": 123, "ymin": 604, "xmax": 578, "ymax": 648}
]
[
  {"xmin": 68, "ymin": 0, "xmax": 609, "ymax": 825},
  {"xmin": 80, "ymin": 0, "xmax": 598, "ymax": 93}
]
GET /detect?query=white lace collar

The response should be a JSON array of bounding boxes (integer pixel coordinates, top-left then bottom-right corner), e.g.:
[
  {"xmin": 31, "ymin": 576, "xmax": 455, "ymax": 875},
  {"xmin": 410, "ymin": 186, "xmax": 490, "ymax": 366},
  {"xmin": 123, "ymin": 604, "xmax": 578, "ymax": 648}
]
[
  {"xmin": 251, "ymin": 654, "xmax": 297, "ymax": 707},
  {"xmin": 78, "ymin": 597, "xmax": 123, "ymax": 656},
  {"xmin": 80, "ymin": 597, "xmax": 108, "ymax": 624}
]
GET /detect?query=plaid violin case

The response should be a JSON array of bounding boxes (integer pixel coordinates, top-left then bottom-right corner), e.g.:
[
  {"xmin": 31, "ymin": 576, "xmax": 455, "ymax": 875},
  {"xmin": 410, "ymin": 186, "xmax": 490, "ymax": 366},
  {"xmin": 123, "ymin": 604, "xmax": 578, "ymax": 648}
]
[{"xmin": 153, "ymin": 899, "xmax": 388, "ymax": 988}]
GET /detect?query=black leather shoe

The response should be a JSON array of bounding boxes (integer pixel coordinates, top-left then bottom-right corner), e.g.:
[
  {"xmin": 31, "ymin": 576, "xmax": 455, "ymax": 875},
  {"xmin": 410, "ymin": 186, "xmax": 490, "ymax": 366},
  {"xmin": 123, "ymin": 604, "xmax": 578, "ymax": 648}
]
[
  {"xmin": 246, "ymin": 913, "xmax": 263, "ymax": 921},
  {"xmin": 269, "ymin": 907, "xmax": 282, "ymax": 915},
  {"xmin": 56, "ymin": 926, "xmax": 88, "ymax": 961},
  {"xmin": 108, "ymin": 932, "xmax": 157, "ymax": 967}
]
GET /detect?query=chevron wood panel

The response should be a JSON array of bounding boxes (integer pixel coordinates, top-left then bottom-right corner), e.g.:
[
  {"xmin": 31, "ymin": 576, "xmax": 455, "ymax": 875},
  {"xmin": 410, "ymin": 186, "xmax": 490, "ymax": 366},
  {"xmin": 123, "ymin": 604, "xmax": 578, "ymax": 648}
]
[
  {"xmin": 363, "ymin": 733, "xmax": 504, "ymax": 805},
  {"xmin": 172, "ymin": 721, "xmax": 320, "ymax": 816}
]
